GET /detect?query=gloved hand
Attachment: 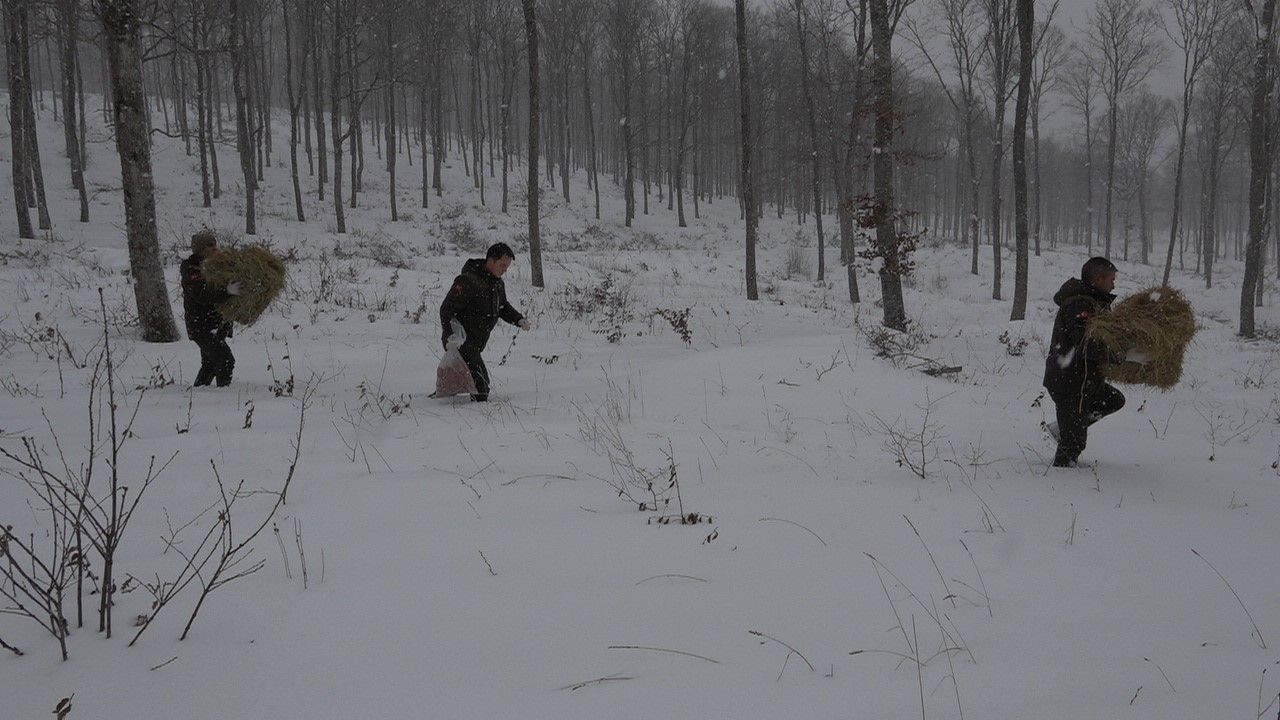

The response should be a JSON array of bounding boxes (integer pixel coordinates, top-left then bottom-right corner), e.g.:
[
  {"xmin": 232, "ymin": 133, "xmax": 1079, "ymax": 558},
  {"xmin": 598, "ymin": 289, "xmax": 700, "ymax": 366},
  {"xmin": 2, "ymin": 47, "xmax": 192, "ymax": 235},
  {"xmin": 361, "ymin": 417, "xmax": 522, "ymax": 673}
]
[
  {"xmin": 518, "ymin": 318, "xmax": 532, "ymax": 331},
  {"xmin": 226, "ymin": 281, "xmax": 243, "ymax": 296},
  {"xmin": 446, "ymin": 319, "xmax": 466, "ymax": 351},
  {"xmin": 1125, "ymin": 348, "xmax": 1151, "ymax": 365}
]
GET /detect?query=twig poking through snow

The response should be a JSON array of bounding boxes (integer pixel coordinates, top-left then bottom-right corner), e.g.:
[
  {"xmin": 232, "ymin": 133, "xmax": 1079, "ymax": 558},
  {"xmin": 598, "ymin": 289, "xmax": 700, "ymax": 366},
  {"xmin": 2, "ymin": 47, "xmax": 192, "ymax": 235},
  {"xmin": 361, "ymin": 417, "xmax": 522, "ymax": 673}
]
[
  {"xmin": 607, "ymin": 645, "xmax": 720, "ymax": 664},
  {"xmin": 1191, "ymin": 548, "xmax": 1267, "ymax": 649},
  {"xmin": 758, "ymin": 517, "xmax": 827, "ymax": 546},
  {"xmin": 556, "ymin": 675, "xmax": 635, "ymax": 692},
  {"xmin": 148, "ymin": 656, "xmax": 178, "ymax": 672},
  {"xmin": 1144, "ymin": 657, "xmax": 1175, "ymax": 692},
  {"xmin": 749, "ymin": 629, "xmax": 816, "ymax": 673},
  {"xmin": 634, "ymin": 574, "xmax": 708, "ymax": 586}
]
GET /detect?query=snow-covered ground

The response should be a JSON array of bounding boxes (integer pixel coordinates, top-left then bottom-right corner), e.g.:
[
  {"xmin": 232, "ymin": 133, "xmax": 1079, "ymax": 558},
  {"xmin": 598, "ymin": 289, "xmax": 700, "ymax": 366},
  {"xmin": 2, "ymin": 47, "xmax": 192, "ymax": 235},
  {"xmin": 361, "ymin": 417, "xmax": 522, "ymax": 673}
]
[{"xmin": 2, "ymin": 100, "xmax": 1279, "ymax": 719}]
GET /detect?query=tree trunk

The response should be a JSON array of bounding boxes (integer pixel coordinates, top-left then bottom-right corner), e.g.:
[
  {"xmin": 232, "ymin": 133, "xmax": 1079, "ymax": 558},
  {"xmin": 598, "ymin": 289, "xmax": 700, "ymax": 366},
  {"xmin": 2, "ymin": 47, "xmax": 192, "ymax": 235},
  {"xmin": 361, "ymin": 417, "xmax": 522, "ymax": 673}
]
[
  {"xmin": 843, "ymin": 0, "xmax": 867, "ymax": 304},
  {"xmin": 735, "ymin": 0, "xmax": 758, "ymax": 301},
  {"xmin": 3, "ymin": 0, "xmax": 34, "ymax": 239},
  {"xmin": 386, "ymin": 26, "xmax": 398, "ymax": 222},
  {"xmin": 230, "ymin": 0, "xmax": 256, "ymax": 235},
  {"xmin": 583, "ymin": 44, "xmax": 600, "ymax": 220},
  {"xmin": 207, "ymin": 58, "xmax": 221, "ymax": 199},
  {"xmin": 283, "ymin": 0, "xmax": 305, "ymax": 221},
  {"xmin": 1242, "ymin": 0, "xmax": 1276, "ymax": 337},
  {"xmin": 870, "ymin": 0, "xmax": 904, "ymax": 329},
  {"xmin": 100, "ymin": 0, "xmax": 180, "ymax": 342},
  {"xmin": 522, "ymin": 0, "xmax": 544, "ymax": 288},
  {"xmin": 1103, "ymin": 100, "xmax": 1120, "ymax": 259},
  {"xmin": 1031, "ymin": 101, "xmax": 1041, "ymax": 256},
  {"xmin": 313, "ymin": 15, "xmax": 328, "ymax": 199},
  {"xmin": 1010, "ymin": 0, "xmax": 1032, "ymax": 321},
  {"xmin": 794, "ymin": 0, "xmax": 825, "ymax": 282},
  {"xmin": 330, "ymin": 15, "xmax": 345, "ymax": 234},
  {"xmin": 19, "ymin": 3, "xmax": 50, "ymax": 230}
]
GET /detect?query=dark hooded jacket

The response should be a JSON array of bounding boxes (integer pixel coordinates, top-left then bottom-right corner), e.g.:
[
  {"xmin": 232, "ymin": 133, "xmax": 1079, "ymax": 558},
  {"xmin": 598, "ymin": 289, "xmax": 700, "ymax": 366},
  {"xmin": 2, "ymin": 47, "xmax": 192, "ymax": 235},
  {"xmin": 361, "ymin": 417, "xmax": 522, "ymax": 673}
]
[
  {"xmin": 439, "ymin": 258, "xmax": 524, "ymax": 351},
  {"xmin": 180, "ymin": 253, "xmax": 232, "ymax": 341},
  {"xmin": 1043, "ymin": 277, "xmax": 1117, "ymax": 398}
]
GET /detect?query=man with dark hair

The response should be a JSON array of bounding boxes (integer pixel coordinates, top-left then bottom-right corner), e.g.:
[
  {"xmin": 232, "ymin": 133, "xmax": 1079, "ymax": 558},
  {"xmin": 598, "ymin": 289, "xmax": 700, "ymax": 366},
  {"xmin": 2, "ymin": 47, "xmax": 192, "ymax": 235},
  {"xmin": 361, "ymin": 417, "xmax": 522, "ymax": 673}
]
[
  {"xmin": 1043, "ymin": 256, "xmax": 1144, "ymax": 467},
  {"xmin": 439, "ymin": 242, "xmax": 531, "ymax": 401},
  {"xmin": 181, "ymin": 230, "xmax": 242, "ymax": 387}
]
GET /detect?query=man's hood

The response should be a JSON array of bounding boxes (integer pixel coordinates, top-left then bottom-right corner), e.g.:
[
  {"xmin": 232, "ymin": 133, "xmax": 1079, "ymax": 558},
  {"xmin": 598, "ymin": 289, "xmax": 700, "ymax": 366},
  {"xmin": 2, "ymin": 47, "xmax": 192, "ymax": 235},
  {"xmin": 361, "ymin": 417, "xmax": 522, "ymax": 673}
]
[
  {"xmin": 461, "ymin": 257, "xmax": 493, "ymax": 280},
  {"xmin": 1053, "ymin": 277, "xmax": 1114, "ymax": 307}
]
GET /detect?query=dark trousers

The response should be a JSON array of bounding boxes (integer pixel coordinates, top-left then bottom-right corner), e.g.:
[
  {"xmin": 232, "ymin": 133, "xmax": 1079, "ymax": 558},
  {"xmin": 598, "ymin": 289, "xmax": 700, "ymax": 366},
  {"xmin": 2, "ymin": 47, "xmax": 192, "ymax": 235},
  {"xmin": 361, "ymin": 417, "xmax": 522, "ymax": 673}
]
[
  {"xmin": 193, "ymin": 337, "xmax": 235, "ymax": 387},
  {"xmin": 446, "ymin": 342, "xmax": 490, "ymax": 401},
  {"xmin": 1051, "ymin": 383, "xmax": 1125, "ymax": 466}
]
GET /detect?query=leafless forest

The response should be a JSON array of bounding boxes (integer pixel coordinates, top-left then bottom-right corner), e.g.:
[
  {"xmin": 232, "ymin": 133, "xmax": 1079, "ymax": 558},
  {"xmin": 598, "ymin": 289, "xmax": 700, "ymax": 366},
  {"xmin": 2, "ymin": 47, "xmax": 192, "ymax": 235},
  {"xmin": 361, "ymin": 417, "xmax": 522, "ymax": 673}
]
[{"xmin": 2, "ymin": 0, "xmax": 1277, "ymax": 338}]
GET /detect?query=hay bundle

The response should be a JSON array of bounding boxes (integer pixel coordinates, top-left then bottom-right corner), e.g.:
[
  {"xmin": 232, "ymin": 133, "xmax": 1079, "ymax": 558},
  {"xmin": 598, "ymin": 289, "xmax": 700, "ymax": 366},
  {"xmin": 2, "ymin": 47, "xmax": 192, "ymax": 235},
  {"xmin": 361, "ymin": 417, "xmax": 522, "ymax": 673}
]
[
  {"xmin": 1086, "ymin": 285, "xmax": 1196, "ymax": 389},
  {"xmin": 201, "ymin": 245, "xmax": 287, "ymax": 325}
]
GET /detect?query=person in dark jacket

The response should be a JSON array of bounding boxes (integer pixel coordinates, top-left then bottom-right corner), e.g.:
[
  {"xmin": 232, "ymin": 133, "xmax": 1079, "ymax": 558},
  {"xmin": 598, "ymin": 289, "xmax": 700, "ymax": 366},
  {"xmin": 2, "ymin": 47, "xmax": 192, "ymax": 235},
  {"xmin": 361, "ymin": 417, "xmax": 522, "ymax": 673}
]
[
  {"xmin": 1043, "ymin": 256, "xmax": 1145, "ymax": 467},
  {"xmin": 438, "ymin": 242, "xmax": 531, "ymax": 401},
  {"xmin": 181, "ymin": 231, "xmax": 241, "ymax": 387}
]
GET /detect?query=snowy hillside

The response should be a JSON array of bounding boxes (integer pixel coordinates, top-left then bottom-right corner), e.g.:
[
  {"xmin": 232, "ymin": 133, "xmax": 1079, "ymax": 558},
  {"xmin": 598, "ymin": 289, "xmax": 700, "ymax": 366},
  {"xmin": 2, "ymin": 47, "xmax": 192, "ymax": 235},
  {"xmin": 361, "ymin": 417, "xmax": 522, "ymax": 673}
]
[{"xmin": 2, "ymin": 97, "xmax": 1279, "ymax": 720}]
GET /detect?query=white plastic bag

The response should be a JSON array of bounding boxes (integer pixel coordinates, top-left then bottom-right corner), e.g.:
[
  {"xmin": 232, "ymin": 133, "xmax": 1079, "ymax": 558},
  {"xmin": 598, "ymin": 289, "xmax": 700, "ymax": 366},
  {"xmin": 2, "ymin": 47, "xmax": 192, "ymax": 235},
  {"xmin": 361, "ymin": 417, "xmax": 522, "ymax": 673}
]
[
  {"xmin": 435, "ymin": 319, "xmax": 475, "ymax": 396},
  {"xmin": 435, "ymin": 347, "xmax": 476, "ymax": 397}
]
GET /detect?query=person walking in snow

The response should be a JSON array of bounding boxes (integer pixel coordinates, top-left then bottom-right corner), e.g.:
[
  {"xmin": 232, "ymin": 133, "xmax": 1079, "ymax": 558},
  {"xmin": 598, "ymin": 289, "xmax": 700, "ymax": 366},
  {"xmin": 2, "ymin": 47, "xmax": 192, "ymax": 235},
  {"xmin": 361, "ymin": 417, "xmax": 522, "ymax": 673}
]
[
  {"xmin": 181, "ymin": 230, "xmax": 242, "ymax": 387},
  {"xmin": 438, "ymin": 242, "xmax": 531, "ymax": 402},
  {"xmin": 1042, "ymin": 256, "xmax": 1146, "ymax": 467}
]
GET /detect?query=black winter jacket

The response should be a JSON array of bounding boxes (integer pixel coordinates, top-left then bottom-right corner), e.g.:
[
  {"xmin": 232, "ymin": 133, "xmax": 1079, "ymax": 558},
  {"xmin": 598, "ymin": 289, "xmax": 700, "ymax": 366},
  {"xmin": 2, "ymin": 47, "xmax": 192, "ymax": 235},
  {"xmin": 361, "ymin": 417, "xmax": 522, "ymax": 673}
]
[
  {"xmin": 180, "ymin": 253, "xmax": 232, "ymax": 341},
  {"xmin": 1043, "ymin": 277, "xmax": 1117, "ymax": 398},
  {"xmin": 438, "ymin": 258, "xmax": 524, "ymax": 351}
]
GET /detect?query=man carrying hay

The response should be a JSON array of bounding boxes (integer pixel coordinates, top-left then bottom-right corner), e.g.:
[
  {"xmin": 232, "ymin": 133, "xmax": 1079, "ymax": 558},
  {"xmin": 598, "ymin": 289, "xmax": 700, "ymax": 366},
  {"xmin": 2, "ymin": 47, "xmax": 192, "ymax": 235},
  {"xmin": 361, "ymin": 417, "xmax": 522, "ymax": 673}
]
[
  {"xmin": 181, "ymin": 231, "xmax": 242, "ymax": 387},
  {"xmin": 438, "ymin": 242, "xmax": 531, "ymax": 402},
  {"xmin": 1042, "ymin": 257, "xmax": 1148, "ymax": 467}
]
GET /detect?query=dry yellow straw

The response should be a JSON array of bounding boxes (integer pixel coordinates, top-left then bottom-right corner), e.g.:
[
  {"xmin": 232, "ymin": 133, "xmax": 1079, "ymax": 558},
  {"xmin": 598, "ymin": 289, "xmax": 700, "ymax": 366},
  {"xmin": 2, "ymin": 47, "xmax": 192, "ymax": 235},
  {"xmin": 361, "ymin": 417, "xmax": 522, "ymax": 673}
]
[
  {"xmin": 1086, "ymin": 285, "xmax": 1196, "ymax": 389},
  {"xmin": 201, "ymin": 245, "xmax": 287, "ymax": 325}
]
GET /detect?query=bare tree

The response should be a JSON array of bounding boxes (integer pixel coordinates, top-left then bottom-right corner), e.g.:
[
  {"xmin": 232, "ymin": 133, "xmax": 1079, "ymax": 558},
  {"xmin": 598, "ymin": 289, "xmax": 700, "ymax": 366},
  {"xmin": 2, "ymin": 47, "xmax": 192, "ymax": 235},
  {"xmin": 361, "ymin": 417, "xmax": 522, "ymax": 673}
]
[
  {"xmin": 1061, "ymin": 50, "xmax": 1100, "ymax": 252},
  {"xmin": 282, "ymin": 0, "xmax": 306, "ymax": 221},
  {"xmin": 906, "ymin": 0, "xmax": 987, "ymax": 275},
  {"xmin": 1029, "ymin": 11, "xmax": 1065, "ymax": 255},
  {"xmin": 736, "ymin": 0, "xmax": 759, "ymax": 300},
  {"xmin": 2, "ymin": 0, "xmax": 34, "ymax": 239},
  {"xmin": 981, "ymin": 0, "xmax": 1017, "ymax": 300},
  {"xmin": 1117, "ymin": 90, "xmax": 1172, "ymax": 263},
  {"xmin": 523, "ymin": 0, "xmax": 546, "ymax": 288},
  {"xmin": 607, "ymin": 0, "xmax": 644, "ymax": 227},
  {"xmin": 869, "ymin": 0, "xmax": 908, "ymax": 328},
  {"xmin": 230, "ymin": 0, "xmax": 258, "ymax": 235},
  {"xmin": 792, "ymin": 0, "xmax": 828, "ymax": 281},
  {"xmin": 838, "ymin": 0, "xmax": 869, "ymax": 304},
  {"xmin": 1194, "ymin": 20, "xmax": 1248, "ymax": 287},
  {"xmin": 1240, "ymin": 0, "xmax": 1276, "ymax": 337},
  {"xmin": 1010, "ymin": 0, "xmax": 1033, "ymax": 320},
  {"xmin": 1090, "ymin": 0, "xmax": 1165, "ymax": 260},
  {"xmin": 1159, "ymin": 0, "xmax": 1221, "ymax": 284},
  {"xmin": 54, "ymin": 0, "xmax": 90, "ymax": 223},
  {"xmin": 98, "ymin": 0, "xmax": 181, "ymax": 342}
]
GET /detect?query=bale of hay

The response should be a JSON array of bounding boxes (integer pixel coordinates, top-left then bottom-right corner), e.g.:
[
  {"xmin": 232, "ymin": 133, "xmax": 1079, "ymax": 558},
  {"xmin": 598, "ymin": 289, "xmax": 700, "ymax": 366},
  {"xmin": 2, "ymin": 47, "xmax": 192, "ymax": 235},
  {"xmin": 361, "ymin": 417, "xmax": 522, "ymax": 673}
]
[
  {"xmin": 1085, "ymin": 285, "xmax": 1196, "ymax": 389},
  {"xmin": 201, "ymin": 244, "xmax": 287, "ymax": 325}
]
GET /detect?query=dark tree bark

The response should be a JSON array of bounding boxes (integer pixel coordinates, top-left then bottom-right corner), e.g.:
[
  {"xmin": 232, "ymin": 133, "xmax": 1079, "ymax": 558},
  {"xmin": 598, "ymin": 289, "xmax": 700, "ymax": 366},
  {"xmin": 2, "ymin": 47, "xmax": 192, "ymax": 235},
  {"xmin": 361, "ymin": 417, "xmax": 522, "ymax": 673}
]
[
  {"xmin": 56, "ymin": 0, "xmax": 90, "ymax": 222},
  {"xmin": 870, "ymin": 0, "xmax": 905, "ymax": 329},
  {"xmin": 1010, "ymin": 0, "xmax": 1032, "ymax": 320},
  {"xmin": 18, "ymin": 3, "xmax": 50, "ymax": 230},
  {"xmin": 735, "ymin": 0, "xmax": 758, "ymax": 300},
  {"xmin": 793, "ymin": 0, "xmax": 825, "ymax": 281},
  {"xmin": 1241, "ymin": 0, "xmax": 1276, "ymax": 337},
  {"xmin": 283, "ymin": 0, "xmax": 306, "ymax": 221},
  {"xmin": 99, "ymin": 0, "xmax": 181, "ymax": 343},
  {"xmin": 3, "ymin": 0, "xmax": 34, "ymax": 239},
  {"xmin": 522, "ymin": 0, "xmax": 545, "ymax": 288},
  {"xmin": 230, "ymin": 0, "xmax": 257, "ymax": 235}
]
